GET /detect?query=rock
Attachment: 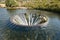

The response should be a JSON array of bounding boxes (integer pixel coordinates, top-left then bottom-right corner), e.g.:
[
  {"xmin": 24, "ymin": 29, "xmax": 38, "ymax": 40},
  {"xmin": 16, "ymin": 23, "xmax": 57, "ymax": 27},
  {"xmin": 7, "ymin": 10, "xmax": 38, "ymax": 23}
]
[{"xmin": 0, "ymin": 4, "xmax": 5, "ymax": 8}]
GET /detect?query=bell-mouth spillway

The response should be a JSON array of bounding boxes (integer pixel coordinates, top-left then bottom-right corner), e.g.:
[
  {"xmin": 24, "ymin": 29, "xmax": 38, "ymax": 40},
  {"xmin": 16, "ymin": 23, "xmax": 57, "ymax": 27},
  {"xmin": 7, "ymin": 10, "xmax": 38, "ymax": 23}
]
[{"xmin": 10, "ymin": 13, "xmax": 49, "ymax": 27}]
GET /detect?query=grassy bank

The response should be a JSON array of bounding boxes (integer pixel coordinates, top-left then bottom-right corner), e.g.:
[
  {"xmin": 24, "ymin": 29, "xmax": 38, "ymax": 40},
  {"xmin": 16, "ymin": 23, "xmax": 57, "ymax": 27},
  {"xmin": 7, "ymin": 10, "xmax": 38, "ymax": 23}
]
[
  {"xmin": 22, "ymin": 0, "xmax": 60, "ymax": 13},
  {"xmin": 0, "ymin": 0, "xmax": 60, "ymax": 13}
]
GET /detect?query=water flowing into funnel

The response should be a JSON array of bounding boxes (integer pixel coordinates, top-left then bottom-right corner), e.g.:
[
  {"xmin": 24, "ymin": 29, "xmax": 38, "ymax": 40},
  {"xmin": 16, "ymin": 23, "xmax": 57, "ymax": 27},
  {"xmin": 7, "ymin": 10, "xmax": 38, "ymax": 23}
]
[{"xmin": 11, "ymin": 13, "xmax": 48, "ymax": 26}]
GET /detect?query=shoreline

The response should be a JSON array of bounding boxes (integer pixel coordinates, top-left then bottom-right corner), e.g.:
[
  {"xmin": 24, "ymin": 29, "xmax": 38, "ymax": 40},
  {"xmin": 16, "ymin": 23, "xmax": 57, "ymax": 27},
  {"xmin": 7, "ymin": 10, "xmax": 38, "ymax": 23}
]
[
  {"xmin": 0, "ymin": 4, "xmax": 60, "ymax": 13},
  {"xmin": 6, "ymin": 7, "xmax": 31, "ymax": 10},
  {"xmin": 0, "ymin": 6, "xmax": 60, "ymax": 13}
]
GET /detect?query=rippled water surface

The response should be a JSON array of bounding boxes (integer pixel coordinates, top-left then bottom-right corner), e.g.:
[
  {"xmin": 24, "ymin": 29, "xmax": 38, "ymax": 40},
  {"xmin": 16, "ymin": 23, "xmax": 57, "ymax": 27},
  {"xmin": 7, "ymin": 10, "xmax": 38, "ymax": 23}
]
[{"xmin": 0, "ymin": 8, "xmax": 60, "ymax": 40}]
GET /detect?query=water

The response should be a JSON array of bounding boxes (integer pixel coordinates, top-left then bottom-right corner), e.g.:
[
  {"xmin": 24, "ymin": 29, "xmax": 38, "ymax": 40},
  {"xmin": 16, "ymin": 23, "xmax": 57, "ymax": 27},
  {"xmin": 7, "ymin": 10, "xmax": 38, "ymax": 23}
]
[
  {"xmin": 0, "ymin": 8, "xmax": 60, "ymax": 40},
  {"xmin": 11, "ymin": 13, "xmax": 48, "ymax": 26}
]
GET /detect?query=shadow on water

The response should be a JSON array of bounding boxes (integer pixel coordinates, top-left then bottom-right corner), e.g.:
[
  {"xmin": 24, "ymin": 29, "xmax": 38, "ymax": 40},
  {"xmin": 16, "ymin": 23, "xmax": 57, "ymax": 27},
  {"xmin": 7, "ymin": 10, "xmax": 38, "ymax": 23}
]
[
  {"xmin": 6, "ymin": 16, "xmax": 48, "ymax": 40},
  {"xmin": 6, "ymin": 9, "xmax": 48, "ymax": 40}
]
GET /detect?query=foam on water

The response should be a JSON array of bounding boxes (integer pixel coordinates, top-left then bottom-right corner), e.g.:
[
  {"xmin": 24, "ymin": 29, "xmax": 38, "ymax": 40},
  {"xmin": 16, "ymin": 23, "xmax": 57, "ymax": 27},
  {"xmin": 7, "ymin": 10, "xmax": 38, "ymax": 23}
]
[{"xmin": 10, "ymin": 13, "xmax": 48, "ymax": 26}]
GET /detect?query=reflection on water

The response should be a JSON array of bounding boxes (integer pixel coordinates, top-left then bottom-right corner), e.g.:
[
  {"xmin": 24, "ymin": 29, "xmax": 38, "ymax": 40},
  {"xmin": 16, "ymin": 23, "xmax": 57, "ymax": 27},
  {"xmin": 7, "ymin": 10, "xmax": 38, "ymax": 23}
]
[{"xmin": 0, "ymin": 8, "xmax": 60, "ymax": 40}]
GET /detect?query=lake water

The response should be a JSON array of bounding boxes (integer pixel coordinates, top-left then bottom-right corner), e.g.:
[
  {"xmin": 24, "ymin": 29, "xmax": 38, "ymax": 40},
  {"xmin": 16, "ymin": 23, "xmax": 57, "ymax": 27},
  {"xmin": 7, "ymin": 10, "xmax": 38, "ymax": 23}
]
[{"xmin": 0, "ymin": 8, "xmax": 60, "ymax": 40}]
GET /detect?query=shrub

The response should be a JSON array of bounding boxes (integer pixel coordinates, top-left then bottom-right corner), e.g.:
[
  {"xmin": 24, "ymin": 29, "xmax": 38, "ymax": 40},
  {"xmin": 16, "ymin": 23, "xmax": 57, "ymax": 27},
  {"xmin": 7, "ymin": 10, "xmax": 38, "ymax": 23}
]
[{"xmin": 5, "ymin": 0, "xmax": 19, "ymax": 7}]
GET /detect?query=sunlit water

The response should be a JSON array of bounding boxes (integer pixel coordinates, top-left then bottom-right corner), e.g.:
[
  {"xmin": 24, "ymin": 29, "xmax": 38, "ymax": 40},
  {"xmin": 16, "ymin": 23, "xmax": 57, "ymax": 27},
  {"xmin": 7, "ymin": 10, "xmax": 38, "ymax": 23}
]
[{"xmin": 0, "ymin": 8, "xmax": 60, "ymax": 40}]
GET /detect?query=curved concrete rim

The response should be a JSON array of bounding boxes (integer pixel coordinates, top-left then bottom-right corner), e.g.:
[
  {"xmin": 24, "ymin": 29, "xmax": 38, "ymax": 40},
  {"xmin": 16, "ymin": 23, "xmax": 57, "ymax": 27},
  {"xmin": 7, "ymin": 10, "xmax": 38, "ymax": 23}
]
[{"xmin": 10, "ymin": 15, "xmax": 49, "ymax": 27}]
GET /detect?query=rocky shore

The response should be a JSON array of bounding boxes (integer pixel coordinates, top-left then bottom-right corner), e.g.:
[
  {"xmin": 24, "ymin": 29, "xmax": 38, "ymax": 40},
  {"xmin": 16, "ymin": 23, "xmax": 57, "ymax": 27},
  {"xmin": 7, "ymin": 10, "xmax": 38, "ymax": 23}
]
[{"xmin": 0, "ymin": 4, "xmax": 5, "ymax": 8}]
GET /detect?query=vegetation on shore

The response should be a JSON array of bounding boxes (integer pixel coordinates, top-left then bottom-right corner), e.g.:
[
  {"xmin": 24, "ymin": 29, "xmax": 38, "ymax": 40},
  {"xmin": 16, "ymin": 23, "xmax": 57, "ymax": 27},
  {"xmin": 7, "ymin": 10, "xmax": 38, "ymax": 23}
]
[
  {"xmin": 5, "ymin": 0, "xmax": 19, "ymax": 7},
  {"xmin": 23, "ymin": 0, "xmax": 60, "ymax": 12},
  {"xmin": 0, "ymin": 2, "xmax": 5, "ymax": 4},
  {"xmin": 0, "ymin": 0, "xmax": 60, "ymax": 12}
]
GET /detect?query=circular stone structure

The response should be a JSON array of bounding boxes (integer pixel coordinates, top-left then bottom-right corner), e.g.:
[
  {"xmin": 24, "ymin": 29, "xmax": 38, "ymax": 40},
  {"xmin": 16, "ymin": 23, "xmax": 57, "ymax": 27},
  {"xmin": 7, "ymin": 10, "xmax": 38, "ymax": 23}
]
[{"xmin": 8, "ymin": 13, "xmax": 49, "ymax": 31}]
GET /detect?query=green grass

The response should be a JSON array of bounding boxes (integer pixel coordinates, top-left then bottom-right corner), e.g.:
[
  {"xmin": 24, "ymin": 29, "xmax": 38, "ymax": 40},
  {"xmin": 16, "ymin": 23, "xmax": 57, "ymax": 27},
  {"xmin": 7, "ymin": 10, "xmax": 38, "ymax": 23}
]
[
  {"xmin": 22, "ymin": 0, "xmax": 60, "ymax": 12},
  {"xmin": 0, "ymin": 2, "xmax": 5, "ymax": 4},
  {"xmin": 1, "ymin": 0, "xmax": 60, "ymax": 12}
]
